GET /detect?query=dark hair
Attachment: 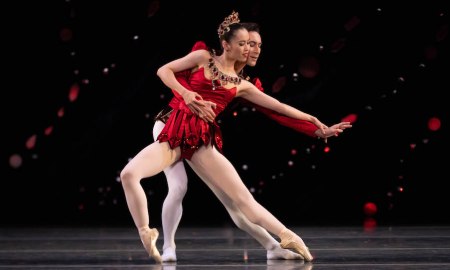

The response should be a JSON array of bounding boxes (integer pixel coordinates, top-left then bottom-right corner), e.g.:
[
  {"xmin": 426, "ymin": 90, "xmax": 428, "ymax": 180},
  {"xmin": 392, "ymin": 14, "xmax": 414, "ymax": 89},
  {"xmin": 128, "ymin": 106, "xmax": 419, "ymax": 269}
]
[
  {"xmin": 241, "ymin": 22, "xmax": 260, "ymax": 33},
  {"xmin": 220, "ymin": 23, "xmax": 246, "ymax": 42}
]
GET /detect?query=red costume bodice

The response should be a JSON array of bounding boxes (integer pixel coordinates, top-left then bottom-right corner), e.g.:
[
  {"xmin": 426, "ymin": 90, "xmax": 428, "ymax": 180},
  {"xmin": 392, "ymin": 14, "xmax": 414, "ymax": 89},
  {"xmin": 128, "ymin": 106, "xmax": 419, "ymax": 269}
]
[{"xmin": 157, "ymin": 64, "xmax": 237, "ymax": 160}]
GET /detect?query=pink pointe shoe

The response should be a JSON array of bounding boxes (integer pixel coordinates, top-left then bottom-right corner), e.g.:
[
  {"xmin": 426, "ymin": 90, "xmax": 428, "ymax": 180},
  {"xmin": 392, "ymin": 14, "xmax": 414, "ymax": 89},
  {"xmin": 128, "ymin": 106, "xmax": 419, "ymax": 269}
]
[
  {"xmin": 279, "ymin": 228, "xmax": 314, "ymax": 261},
  {"xmin": 139, "ymin": 227, "xmax": 162, "ymax": 263}
]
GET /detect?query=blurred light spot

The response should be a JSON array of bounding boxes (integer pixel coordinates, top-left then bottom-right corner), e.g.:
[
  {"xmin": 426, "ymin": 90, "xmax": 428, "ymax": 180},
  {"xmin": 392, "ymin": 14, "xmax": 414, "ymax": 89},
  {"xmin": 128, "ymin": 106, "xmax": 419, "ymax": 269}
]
[
  {"xmin": 9, "ymin": 154, "xmax": 22, "ymax": 169},
  {"xmin": 147, "ymin": 0, "xmax": 160, "ymax": 17},
  {"xmin": 364, "ymin": 217, "xmax": 377, "ymax": 232},
  {"xmin": 428, "ymin": 117, "xmax": 441, "ymax": 131},
  {"xmin": 69, "ymin": 83, "xmax": 79, "ymax": 102},
  {"xmin": 271, "ymin": 76, "xmax": 286, "ymax": 93},
  {"xmin": 58, "ymin": 107, "xmax": 65, "ymax": 118},
  {"xmin": 44, "ymin": 126, "xmax": 53, "ymax": 136},
  {"xmin": 342, "ymin": 113, "xmax": 357, "ymax": 123},
  {"xmin": 330, "ymin": 37, "xmax": 346, "ymax": 53},
  {"xmin": 242, "ymin": 164, "xmax": 248, "ymax": 170},
  {"xmin": 26, "ymin": 134, "xmax": 37, "ymax": 149},
  {"xmin": 344, "ymin": 16, "xmax": 360, "ymax": 32},
  {"xmin": 288, "ymin": 160, "xmax": 294, "ymax": 166},
  {"xmin": 324, "ymin": 146, "xmax": 330, "ymax": 153},
  {"xmin": 60, "ymin": 27, "xmax": 73, "ymax": 42},
  {"xmin": 298, "ymin": 56, "xmax": 320, "ymax": 78},
  {"xmin": 364, "ymin": 202, "xmax": 377, "ymax": 216},
  {"xmin": 291, "ymin": 149, "xmax": 297, "ymax": 155}
]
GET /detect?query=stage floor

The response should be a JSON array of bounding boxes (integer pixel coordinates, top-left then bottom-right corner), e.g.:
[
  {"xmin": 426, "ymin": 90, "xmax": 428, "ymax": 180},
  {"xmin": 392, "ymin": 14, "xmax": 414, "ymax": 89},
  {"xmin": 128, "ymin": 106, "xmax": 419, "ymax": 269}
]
[{"xmin": 1, "ymin": 225, "xmax": 449, "ymax": 269}]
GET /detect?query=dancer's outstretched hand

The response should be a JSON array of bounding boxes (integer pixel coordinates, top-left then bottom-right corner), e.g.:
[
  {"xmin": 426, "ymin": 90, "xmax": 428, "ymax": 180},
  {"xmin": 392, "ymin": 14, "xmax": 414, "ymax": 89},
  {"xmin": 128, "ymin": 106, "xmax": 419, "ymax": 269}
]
[{"xmin": 315, "ymin": 121, "xmax": 352, "ymax": 143}]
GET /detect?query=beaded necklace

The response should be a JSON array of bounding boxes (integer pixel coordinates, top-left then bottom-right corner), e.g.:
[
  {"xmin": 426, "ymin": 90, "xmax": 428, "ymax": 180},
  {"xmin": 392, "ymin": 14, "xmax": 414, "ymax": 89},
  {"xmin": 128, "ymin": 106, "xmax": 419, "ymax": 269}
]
[{"xmin": 207, "ymin": 50, "xmax": 242, "ymax": 90}]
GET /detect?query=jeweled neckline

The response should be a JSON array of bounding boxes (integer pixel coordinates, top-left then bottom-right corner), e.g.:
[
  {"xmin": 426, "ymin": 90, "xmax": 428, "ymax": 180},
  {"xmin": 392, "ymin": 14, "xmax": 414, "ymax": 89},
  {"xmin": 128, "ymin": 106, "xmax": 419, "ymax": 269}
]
[{"xmin": 207, "ymin": 51, "xmax": 242, "ymax": 90}]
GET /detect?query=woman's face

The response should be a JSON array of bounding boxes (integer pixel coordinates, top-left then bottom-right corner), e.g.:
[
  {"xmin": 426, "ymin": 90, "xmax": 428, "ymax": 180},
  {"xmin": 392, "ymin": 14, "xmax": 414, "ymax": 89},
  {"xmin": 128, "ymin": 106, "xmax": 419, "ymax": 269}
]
[{"xmin": 226, "ymin": 29, "xmax": 250, "ymax": 63}]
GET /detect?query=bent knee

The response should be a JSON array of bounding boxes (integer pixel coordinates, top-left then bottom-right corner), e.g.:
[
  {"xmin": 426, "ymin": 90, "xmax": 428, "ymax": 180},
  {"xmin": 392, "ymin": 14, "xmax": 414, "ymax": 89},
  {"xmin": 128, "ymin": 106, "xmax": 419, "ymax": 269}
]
[
  {"xmin": 120, "ymin": 168, "xmax": 136, "ymax": 185},
  {"xmin": 168, "ymin": 181, "xmax": 188, "ymax": 198}
]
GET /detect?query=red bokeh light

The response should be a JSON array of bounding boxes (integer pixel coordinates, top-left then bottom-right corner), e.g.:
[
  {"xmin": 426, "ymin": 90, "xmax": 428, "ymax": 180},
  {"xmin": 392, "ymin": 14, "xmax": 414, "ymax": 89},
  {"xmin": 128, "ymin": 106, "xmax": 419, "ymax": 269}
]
[
  {"xmin": 363, "ymin": 217, "xmax": 377, "ymax": 232},
  {"xmin": 58, "ymin": 107, "xmax": 65, "ymax": 118},
  {"xmin": 364, "ymin": 202, "xmax": 377, "ymax": 216},
  {"xmin": 69, "ymin": 83, "xmax": 80, "ymax": 102},
  {"xmin": 44, "ymin": 126, "xmax": 53, "ymax": 136},
  {"xmin": 271, "ymin": 76, "xmax": 286, "ymax": 93},
  {"xmin": 428, "ymin": 117, "xmax": 441, "ymax": 131},
  {"xmin": 26, "ymin": 134, "xmax": 37, "ymax": 149},
  {"xmin": 341, "ymin": 113, "xmax": 357, "ymax": 123}
]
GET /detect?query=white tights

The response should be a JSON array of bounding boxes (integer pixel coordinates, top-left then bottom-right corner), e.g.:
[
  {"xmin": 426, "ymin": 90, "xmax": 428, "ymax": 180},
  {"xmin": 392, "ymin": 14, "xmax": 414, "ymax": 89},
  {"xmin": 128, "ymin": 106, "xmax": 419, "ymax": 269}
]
[{"xmin": 152, "ymin": 120, "xmax": 282, "ymax": 252}]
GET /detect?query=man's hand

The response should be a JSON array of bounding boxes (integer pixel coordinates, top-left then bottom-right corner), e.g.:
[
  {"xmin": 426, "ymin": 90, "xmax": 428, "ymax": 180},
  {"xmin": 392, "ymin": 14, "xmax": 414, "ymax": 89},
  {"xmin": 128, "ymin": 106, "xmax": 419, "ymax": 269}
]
[{"xmin": 182, "ymin": 91, "xmax": 217, "ymax": 122}]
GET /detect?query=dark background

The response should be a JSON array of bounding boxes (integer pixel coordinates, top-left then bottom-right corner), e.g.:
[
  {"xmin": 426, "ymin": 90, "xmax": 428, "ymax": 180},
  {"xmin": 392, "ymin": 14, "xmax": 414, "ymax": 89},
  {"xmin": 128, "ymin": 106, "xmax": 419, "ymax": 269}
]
[{"xmin": 2, "ymin": 1, "xmax": 448, "ymax": 228}]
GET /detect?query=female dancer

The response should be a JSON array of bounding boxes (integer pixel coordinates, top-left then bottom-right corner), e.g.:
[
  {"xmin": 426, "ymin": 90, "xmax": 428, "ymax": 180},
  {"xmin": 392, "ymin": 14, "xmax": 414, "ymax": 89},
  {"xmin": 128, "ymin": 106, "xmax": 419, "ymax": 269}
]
[
  {"xmin": 153, "ymin": 22, "xmax": 349, "ymax": 262},
  {"xmin": 121, "ymin": 11, "xmax": 350, "ymax": 263}
]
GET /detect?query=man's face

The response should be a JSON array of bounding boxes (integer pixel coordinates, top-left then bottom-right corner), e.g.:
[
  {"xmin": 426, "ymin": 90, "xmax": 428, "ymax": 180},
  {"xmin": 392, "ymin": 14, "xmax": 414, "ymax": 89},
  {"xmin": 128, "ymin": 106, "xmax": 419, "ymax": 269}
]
[{"xmin": 246, "ymin": 31, "xmax": 262, "ymax": 67}]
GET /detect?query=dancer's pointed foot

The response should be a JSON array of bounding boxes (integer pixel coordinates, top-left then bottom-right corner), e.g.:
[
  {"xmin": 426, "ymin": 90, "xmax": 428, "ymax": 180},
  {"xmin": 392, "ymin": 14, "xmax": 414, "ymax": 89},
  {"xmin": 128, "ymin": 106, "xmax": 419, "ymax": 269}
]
[
  {"xmin": 139, "ymin": 227, "xmax": 162, "ymax": 263},
  {"xmin": 279, "ymin": 228, "xmax": 313, "ymax": 261},
  {"xmin": 162, "ymin": 246, "xmax": 177, "ymax": 262},
  {"xmin": 267, "ymin": 246, "xmax": 303, "ymax": 260}
]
